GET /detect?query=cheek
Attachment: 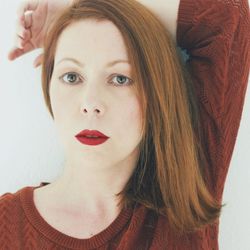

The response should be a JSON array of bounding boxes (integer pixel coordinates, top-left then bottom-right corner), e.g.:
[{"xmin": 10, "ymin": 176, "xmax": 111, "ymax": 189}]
[
  {"xmin": 123, "ymin": 97, "xmax": 142, "ymax": 132},
  {"xmin": 49, "ymin": 81, "xmax": 68, "ymax": 121},
  {"xmin": 50, "ymin": 75, "xmax": 75, "ymax": 108},
  {"xmin": 131, "ymin": 99, "xmax": 142, "ymax": 122},
  {"xmin": 50, "ymin": 83, "xmax": 59, "ymax": 117}
]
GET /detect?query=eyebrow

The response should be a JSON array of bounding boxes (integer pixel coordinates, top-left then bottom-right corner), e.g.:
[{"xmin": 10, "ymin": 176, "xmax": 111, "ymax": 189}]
[{"xmin": 56, "ymin": 58, "xmax": 130, "ymax": 67}]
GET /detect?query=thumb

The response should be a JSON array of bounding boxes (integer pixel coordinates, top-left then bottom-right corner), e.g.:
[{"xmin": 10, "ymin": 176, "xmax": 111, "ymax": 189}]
[
  {"xmin": 33, "ymin": 53, "xmax": 44, "ymax": 68},
  {"xmin": 8, "ymin": 42, "xmax": 34, "ymax": 61}
]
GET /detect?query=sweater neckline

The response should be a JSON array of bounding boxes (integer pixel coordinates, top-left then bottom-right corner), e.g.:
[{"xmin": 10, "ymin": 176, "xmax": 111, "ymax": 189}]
[{"xmin": 19, "ymin": 182, "xmax": 134, "ymax": 249}]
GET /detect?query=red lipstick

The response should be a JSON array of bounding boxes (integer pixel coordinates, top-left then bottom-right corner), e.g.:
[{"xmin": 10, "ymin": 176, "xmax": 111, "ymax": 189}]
[{"xmin": 75, "ymin": 129, "xmax": 109, "ymax": 146}]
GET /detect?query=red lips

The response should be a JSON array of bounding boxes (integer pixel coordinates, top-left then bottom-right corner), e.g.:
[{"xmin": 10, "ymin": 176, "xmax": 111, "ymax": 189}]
[
  {"xmin": 75, "ymin": 129, "xmax": 109, "ymax": 146},
  {"xmin": 75, "ymin": 129, "xmax": 109, "ymax": 138}
]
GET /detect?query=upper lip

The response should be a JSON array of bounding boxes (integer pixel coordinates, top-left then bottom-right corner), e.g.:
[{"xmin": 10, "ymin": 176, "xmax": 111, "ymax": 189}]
[{"xmin": 75, "ymin": 129, "xmax": 109, "ymax": 138}]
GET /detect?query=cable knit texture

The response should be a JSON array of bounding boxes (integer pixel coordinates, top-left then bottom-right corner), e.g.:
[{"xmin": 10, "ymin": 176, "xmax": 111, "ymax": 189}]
[{"xmin": 0, "ymin": 0, "xmax": 249, "ymax": 249}]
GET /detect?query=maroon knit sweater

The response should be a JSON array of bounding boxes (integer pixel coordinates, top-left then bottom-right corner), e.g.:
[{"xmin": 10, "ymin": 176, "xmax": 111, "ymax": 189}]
[{"xmin": 1, "ymin": 0, "xmax": 249, "ymax": 249}]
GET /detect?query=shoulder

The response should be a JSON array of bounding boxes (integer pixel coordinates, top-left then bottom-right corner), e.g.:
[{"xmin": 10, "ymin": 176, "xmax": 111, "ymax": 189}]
[
  {"xmin": 0, "ymin": 182, "xmax": 46, "ymax": 204},
  {"xmin": 0, "ymin": 185, "xmax": 35, "ymax": 214},
  {"xmin": 0, "ymin": 187, "xmax": 28, "ymax": 217},
  {"xmin": 0, "ymin": 190, "xmax": 18, "ymax": 206},
  {"xmin": 0, "ymin": 187, "xmax": 28, "ymax": 247},
  {"xmin": 0, "ymin": 189, "xmax": 22, "ymax": 234},
  {"xmin": 0, "ymin": 182, "xmax": 48, "ymax": 215},
  {"xmin": 0, "ymin": 186, "xmax": 34, "ymax": 228}
]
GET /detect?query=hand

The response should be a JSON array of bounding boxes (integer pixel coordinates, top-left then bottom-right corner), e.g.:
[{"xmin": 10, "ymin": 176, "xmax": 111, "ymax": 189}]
[{"xmin": 8, "ymin": 0, "xmax": 70, "ymax": 68}]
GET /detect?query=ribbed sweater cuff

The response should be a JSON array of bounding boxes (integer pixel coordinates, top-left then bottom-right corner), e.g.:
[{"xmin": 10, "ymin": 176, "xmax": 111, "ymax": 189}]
[{"xmin": 177, "ymin": 0, "xmax": 196, "ymax": 24}]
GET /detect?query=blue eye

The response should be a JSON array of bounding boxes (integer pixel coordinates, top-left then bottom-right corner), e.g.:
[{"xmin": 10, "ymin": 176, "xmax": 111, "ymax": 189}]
[
  {"xmin": 59, "ymin": 72, "xmax": 82, "ymax": 85},
  {"xmin": 59, "ymin": 72, "xmax": 133, "ymax": 86},
  {"xmin": 110, "ymin": 75, "xmax": 133, "ymax": 86}
]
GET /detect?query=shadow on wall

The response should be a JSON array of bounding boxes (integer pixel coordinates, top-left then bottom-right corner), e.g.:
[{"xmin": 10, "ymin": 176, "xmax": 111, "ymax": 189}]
[{"xmin": 178, "ymin": 47, "xmax": 190, "ymax": 63}]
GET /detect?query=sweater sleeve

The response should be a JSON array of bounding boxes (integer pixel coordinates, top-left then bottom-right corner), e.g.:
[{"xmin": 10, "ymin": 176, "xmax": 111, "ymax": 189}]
[{"xmin": 176, "ymin": 0, "xmax": 250, "ymax": 201}]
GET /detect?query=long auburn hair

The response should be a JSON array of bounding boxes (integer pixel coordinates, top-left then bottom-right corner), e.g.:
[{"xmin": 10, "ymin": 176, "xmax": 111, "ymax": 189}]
[{"xmin": 41, "ymin": 0, "xmax": 224, "ymax": 234}]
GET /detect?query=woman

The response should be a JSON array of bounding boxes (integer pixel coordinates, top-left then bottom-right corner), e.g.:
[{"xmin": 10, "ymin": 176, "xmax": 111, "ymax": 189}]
[{"xmin": 2, "ymin": 0, "xmax": 250, "ymax": 249}]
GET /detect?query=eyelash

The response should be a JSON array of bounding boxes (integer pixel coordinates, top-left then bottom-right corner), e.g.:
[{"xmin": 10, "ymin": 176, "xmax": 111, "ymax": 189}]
[{"xmin": 59, "ymin": 72, "xmax": 133, "ymax": 87}]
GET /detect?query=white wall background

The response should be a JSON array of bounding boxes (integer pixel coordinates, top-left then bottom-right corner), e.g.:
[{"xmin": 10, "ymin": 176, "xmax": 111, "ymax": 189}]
[{"xmin": 0, "ymin": 1, "xmax": 249, "ymax": 249}]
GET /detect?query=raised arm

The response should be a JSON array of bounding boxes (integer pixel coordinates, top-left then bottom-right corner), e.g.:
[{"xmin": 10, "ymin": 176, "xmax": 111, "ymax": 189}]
[
  {"xmin": 8, "ymin": 0, "xmax": 71, "ymax": 66},
  {"xmin": 136, "ymin": 0, "xmax": 250, "ymax": 203},
  {"xmin": 176, "ymin": 0, "xmax": 250, "ymax": 201},
  {"xmin": 8, "ymin": 0, "xmax": 180, "ymax": 67}
]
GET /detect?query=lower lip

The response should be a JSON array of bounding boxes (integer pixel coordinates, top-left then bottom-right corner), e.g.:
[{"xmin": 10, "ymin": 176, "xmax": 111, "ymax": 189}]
[{"xmin": 75, "ymin": 136, "xmax": 109, "ymax": 146}]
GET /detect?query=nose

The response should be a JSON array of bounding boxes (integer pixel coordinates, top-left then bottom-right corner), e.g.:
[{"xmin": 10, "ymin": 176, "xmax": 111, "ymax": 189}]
[
  {"xmin": 79, "ymin": 80, "xmax": 106, "ymax": 116},
  {"xmin": 81, "ymin": 106, "xmax": 102, "ymax": 115},
  {"xmin": 80, "ymin": 96, "xmax": 105, "ymax": 116}
]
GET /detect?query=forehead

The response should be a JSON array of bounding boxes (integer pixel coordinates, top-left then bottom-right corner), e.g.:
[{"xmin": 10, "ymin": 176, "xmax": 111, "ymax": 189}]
[{"xmin": 54, "ymin": 19, "xmax": 130, "ymax": 66}]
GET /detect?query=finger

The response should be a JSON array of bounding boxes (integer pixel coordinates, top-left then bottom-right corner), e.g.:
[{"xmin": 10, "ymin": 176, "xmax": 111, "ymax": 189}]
[
  {"xmin": 14, "ymin": 34, "xmax": 26, "ymax": 49},
  {"xmin": 13, "ymin": 27, "xmax": 32, "ymax": 50},
  {"xmin": 16, "ymin": 0, "xmax": 39, "ymax": 17},
  {"xmin": 8, "ymin": 43, "xmax": 34, "ymax": 61},
  {"xmin": 13, "ymin": 16, "xmax": 26, "ymax": 40},
  {"xmin": 8, "ymin": 48, "xmax": 23, "ymax": 61},
  {"xmin": 23, "ymin": 11, "xmax": 33, "ymax": 29},
  {"xmin": 13, "ymin": 14, "xmax": 32, "ymax": 45},
  {"xmin": 33, "ymin": 53, "xmax": 44, "ymax": 68},
  {"xmin": 19, "ymin": 35, "xmax": 30, "ymax": 48},
  {"xmin": 16, "ymin": 1, "xmax": 37, "ymax": 29},
  {"xmin": 16, "ymin": 26, "xmax": 32, "ymax": 41}
]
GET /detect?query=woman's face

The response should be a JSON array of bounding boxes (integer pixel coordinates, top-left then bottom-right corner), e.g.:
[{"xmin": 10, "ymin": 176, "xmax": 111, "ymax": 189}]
[{"xmin": 49, "ymin": 19, "xmax": 143, "ymax": 171}]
